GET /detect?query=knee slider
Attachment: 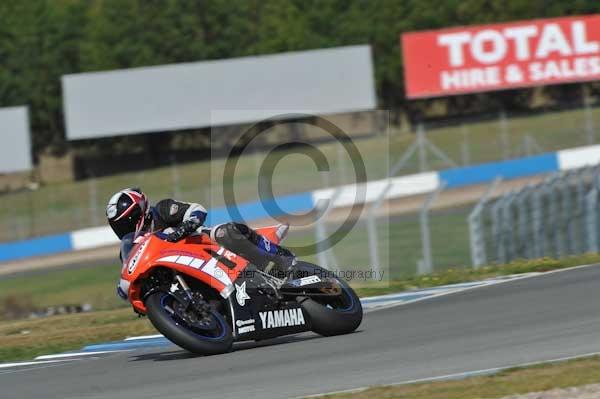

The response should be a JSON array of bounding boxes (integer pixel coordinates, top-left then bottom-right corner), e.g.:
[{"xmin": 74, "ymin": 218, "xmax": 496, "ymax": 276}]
[{"xmin": 212, "ymin": 223, "xmax": 248, "ymax": 248}]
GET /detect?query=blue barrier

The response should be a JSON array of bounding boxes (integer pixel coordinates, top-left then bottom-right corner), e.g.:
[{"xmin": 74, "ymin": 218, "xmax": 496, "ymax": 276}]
[
  {"xmin": 439, "ymin": 153, "xmax": 559, "ymax": 188},
  {"xmin": 0, "ymin": 233, "xmax": 73, "ymax": 262},
  {"xmin": 205, "ymin": 192, "xmax": 314, "ymax": 226}
]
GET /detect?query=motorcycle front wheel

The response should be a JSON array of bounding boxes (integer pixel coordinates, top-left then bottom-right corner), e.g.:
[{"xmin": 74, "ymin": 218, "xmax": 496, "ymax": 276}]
[{"xmin": 145, "ymin": 291, "xmax": 233, "ymax": 355}]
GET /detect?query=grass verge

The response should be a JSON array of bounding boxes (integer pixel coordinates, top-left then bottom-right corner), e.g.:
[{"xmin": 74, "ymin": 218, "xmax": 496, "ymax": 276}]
[
  {"xmin": 320, "ymin": 356, "xmax": 600, "ymax": 399},
  {"xmin": 0, "ymin": 308, "xmax": 156, "ymax": 362},
  {"xmin": 0, "ymin": 254, "xmax": 599, "ymax": 362}
]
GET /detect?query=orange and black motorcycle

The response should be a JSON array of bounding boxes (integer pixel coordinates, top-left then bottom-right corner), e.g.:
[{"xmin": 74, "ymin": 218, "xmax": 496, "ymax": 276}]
[{"xmin": 118, "ymin": 224, "xmax": 362, "ymax": 355}]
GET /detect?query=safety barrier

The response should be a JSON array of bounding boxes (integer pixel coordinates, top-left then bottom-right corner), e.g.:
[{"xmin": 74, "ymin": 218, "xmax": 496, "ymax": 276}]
[{"xmin": 1, "ymin": 144, "xmax": 599, "ymax": 263}]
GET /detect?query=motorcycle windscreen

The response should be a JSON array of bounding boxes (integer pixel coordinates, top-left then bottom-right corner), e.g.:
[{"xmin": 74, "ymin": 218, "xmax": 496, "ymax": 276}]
[{"xmin": 120, "ymin": 232, "xmax": 136, "ymax": 262}]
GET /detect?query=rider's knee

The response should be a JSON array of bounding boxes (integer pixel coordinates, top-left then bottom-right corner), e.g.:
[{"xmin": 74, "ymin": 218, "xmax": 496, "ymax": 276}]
[{"xmin": 211, "ymin": 222, "xmax": 250, "ymax": 248}]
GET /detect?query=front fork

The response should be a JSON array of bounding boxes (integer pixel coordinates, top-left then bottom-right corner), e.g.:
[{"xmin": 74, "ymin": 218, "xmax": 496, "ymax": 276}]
[{"xmin": 174, "ymin": 273, "xmax": 194, "ymax": 302}]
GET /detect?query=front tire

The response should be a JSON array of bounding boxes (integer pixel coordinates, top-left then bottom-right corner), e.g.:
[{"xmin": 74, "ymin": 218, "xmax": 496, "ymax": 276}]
[
  {"xmin": 292, "ymin": 262, "xmax": 363, "ymax": 336},
  {"xmin": 145, "ymin": 291, "xmax": 233, "ymax": 355}
]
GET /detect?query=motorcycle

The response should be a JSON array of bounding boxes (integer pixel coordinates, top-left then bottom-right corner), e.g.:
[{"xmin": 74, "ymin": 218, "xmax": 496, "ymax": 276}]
[{"xmin": 118, "ymin": 223, "xmax": 363, "ymax": 355}]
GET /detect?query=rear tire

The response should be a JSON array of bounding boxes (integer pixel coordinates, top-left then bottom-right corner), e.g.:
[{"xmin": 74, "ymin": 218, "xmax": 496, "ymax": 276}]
[
  {"xmin": 292, "ymin": 262, "xmax": 363, "ymax": 336},
  {"xmin": 145, "ymin": 291, "xmax": 233, "ymax": 355}
]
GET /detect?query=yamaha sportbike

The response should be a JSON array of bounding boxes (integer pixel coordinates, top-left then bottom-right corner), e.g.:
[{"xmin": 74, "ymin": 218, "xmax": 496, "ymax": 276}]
[{"xmin": 119, "ymin": 224, "xmax": 362, "ymax": 355}]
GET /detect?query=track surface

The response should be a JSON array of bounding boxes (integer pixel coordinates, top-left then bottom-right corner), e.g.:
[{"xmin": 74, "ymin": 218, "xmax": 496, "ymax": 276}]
[{"xmin": 3, "ymin": 265, "xmax": 600, "ymax": 399}]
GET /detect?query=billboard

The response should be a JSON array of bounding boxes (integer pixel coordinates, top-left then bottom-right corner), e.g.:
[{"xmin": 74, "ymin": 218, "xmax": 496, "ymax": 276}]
[
  {"xmin": 62, "ymin": 45, "xmax": 376, "ymax": 140},
  {"xmin": 402, "ymin": 15, "xmax": 600, "ymax": 98},
  {"xmin": 0, "ymin": 107, "xmax": 31, "ymax": 173}
]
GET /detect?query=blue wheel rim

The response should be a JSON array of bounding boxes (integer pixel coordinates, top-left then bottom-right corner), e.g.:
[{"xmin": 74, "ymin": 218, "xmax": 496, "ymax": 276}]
[{"xmin": 160, "ymin": 293, "xmax": 227, "ymax": 341}]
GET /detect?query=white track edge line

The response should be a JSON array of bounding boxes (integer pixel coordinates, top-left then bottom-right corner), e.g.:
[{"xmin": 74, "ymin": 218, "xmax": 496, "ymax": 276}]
[
  {"xmin": 0, "ymin": 359, "xmax": 74, "ymax": 369},
  {"xmin": 365, "ymin": 263, "xmax": 600, "ymax": 313},
  {"xmin": 124, "ymin": 334, "xmax": 164, "ymax": 341},
  {"xmin": 34, "ymin": 350, "xmax": 133, "ymax": 360}
]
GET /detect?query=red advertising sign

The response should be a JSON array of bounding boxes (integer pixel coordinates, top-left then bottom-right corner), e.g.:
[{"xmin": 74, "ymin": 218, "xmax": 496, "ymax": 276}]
[{"xmin": 401, "ymin": 15, "xmax": 600, "ymax": 98}]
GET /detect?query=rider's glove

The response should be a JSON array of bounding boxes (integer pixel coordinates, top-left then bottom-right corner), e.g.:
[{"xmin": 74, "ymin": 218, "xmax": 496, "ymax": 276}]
[{"xmin": 166, "ymin": 219, "xmax": 201, "ymax": 242}]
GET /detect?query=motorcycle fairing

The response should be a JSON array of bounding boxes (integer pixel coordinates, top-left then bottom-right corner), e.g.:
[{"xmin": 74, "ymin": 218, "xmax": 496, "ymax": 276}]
[
  {"xmin": 123, "ymin": 234, "xmax": 248, "ymax": 313},
  {"xmin": 122, "ymin": 224, "xmax": 289, "ymax": 315},
  {"xmin": 226, "ymin": 272, "xmax": 311, "ymax": 341}
]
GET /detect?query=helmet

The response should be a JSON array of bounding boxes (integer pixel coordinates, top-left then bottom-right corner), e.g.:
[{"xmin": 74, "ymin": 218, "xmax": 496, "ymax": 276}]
[{"xmin": 106, "ymin": 188, "xmax": 149, "ymax": 239}]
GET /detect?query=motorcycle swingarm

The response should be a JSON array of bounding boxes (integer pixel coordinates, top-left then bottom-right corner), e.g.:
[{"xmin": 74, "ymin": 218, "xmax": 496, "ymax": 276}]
[
  {"xmin": 278, "ymin": 277, "xmax": 342, "ymax": 298},
  {"xmin": 226, "ymin": 276, "xmax": 312, "ymax": 341}
]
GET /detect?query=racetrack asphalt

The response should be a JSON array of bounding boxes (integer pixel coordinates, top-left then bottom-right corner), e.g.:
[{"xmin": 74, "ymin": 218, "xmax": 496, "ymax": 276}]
[{"xmin": 2, "ymin": 264, "xmax": 600, "ymax": 399}]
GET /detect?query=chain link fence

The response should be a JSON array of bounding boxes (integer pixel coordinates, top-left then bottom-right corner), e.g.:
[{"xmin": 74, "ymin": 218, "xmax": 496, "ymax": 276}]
[
  {"xmin": 292, "ymin": 181, "xmax": 474, "ymax": 281},
  {"xmin": 470, "ymin": 166, "xmax": 600, "ymax": 267},
  {"xmin": 301, "ymin": 166, "xmax": 599, "ymax": 281}
]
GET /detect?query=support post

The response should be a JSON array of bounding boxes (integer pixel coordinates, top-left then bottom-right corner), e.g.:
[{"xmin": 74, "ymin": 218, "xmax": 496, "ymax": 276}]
[
  {"xmin": 314, "ymin": 187, "xmax": 343, "ymax": 270},
  {"xmin": 586, "ymin": 188, "xmax": 598, "ymax": 253},
  {"xmin": 389, "ymin": 123, "xmax": 457, "ymax": 177},
  {"xmin": 545, "ymin": 180, "xmax": 561, "ymax": 258},
  {"xmin": 502, "ymin": 192, "xmax": 517, "ymax": 263},
  {"xmin": 418, "ymin": 183, "xmax": 446, "ymax": 274},
  {"xmin": 531, "ymin": 186, "xmax": 545, "ymax": 258},
  {"xmin": 491, "ymin": 197, "xmax": 506, "ymax": 264},
  {"xmin": 468, "ymin": 177, "xmax": 502, "ymax": 268},
  {"xmin": 576, "ymin": 168, "xmax": 589, "ymax": 254},
  {"xmin": 516, "ymin": 186, "xmax": 532, "ymax": 259},
  {"xmin": 366, "ymin": 180, "xmax": 394, "ymax": 278},
  {"xmin": 560, "ymin": 173, "xmax": 575, "ymax": 255},
  {"xmin": 388, "ymin": 140, "xmax": 419, "ymax": 177}
]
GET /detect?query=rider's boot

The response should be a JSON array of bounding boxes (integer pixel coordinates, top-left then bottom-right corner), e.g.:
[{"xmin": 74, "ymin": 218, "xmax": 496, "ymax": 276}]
[{"xmin": 258, "ymin": 239, "xmax": 297, "ymax": 276}]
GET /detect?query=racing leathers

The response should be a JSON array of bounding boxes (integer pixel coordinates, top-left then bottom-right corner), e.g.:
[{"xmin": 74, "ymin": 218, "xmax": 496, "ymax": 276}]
[
  {"xmin": 150, "ymin": 199, "xmax": 208, "ymax": 243},
  {"xmin": 142, "ymin": 199, "xmax": 296, "ymax": 270}
]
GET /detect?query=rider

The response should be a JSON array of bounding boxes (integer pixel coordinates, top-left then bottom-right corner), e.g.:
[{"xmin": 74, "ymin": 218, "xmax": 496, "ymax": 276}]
[{"xmin": 106, "ymin": 188, "xmax": 296, "ymax": 271}]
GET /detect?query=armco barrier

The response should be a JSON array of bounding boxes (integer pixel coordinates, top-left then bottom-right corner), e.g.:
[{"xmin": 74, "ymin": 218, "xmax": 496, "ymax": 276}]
[{"xmin": 2, "ymin": 144, "xmax": 599, "ymax": 263}]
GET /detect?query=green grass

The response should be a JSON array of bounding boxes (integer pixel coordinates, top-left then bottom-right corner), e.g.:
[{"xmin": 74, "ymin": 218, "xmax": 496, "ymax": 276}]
[
  {"xmin": 0, "ymin": 264, "xmax": 124, "ymax": 318},
  {"xmin": 322, "ymin": 355, "xmax": 600, "ymax": 399},
  {"xmin": 0, "ymin": 308, "xmax": 156, "ymax": 362},
  {"xmin": 4, "ymin": 106, "xmax": 600, "ymax": 241},
  {"xmin": 286, "ymin": 207, "xmax": 472, "ymax": 279}
]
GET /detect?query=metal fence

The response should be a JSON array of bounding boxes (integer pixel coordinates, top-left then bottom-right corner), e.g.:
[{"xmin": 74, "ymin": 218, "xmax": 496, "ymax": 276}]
[
  {"xmin": 309, "ymin": 165, "xmax": 600, "ymax": 281},
  {"xmin": 308, "ymin": 164, "xmax": 600, "ymax": 281},
  {"xmin": 469, "ymin": 166, "xmax": 600, "ymax": 268},
  {"xmin": 307, "ymin": 181, "xmax": 473, "ymax": 280},
  {"xmin": 2, "ymin": 103, "xmax": 600, "ymax": 250}
]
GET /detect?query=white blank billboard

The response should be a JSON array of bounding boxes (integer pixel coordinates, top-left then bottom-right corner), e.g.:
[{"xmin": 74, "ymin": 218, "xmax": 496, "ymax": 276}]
[
  {"xmin": 63, "ymin": 45, "xmax": 376, "ymax": 140},
  {"xmin": 0, "ymin": 106, "xmax": 31, "ymax": 173}
]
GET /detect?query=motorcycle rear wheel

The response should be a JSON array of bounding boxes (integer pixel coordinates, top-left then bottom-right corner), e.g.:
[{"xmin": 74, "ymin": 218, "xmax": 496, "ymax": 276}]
[{"xmin": 293, "ymin": 262, "xmax": 363, "ymax": 336}]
